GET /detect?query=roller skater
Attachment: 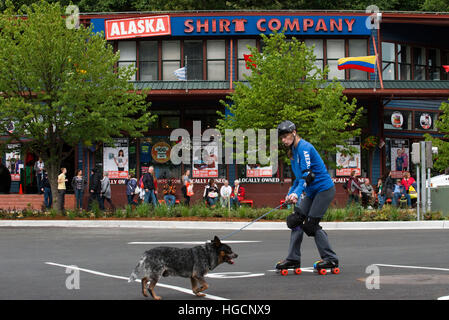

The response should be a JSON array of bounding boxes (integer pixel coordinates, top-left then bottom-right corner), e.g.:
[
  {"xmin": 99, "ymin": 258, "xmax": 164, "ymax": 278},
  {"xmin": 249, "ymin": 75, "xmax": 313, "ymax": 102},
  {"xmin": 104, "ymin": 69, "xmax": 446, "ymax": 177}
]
[
  {"xmin": 275, "ymin": 120, "xmax": 339, "ymax": 276},
  {"xmin": 313, "ymin": 259, "xmax": 340, "ymax": 275}
]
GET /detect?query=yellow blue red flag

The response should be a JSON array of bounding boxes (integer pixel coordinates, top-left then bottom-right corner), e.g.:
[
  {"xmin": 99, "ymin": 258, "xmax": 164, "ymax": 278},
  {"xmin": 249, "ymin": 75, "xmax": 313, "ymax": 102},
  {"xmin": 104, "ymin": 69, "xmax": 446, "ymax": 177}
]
[{"xmin": 337, "ymin": 55, "xmax": 376, "ymax": 73}]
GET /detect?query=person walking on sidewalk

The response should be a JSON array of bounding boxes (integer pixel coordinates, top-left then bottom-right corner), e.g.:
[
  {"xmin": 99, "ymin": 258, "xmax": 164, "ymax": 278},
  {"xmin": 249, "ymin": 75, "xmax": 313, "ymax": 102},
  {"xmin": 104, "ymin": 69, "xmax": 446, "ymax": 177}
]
[
  {"xmin": 57, "ymin": 167, "xmax": 68, "ymax": 213},
  {"xmin": 87, "ymin": 167, "xmax": 102, "ymax": 210},
  {"xmin": 100, "ymin": 171, "xmax": 115, "ymax": 211},
  {"xmin": 41, "ymin": 170, "xmax": 52, "ymax": 209},
  {"xmin": 275, "ymin": 120, "xmax": 339, "ymax": 273}
]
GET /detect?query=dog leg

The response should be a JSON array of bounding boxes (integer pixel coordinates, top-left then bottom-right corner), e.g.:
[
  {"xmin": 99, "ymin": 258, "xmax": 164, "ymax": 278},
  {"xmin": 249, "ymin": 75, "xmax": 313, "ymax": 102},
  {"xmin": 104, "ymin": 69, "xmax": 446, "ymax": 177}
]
[
  {"xmin": 141, "ymin": 277, "xmax": 149, "ymax": 297},
  {"xmin": 148, "ymin": 278, "xmax": 162, "ymax": 300},
  {"xmin": 194, "ymin": 277, "xmax": 209, "ymax": 297},
  {"xmin": 191, "ymin": 277, "xmax": 205, "ymax": 297}
]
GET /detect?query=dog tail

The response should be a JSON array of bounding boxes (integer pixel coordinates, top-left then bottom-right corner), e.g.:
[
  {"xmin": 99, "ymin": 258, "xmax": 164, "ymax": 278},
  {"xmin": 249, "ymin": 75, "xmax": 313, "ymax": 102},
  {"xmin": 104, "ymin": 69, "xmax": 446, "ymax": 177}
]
[{"xmin": 128, "ymin": 256, "xmax": 145, "ymax": 282}]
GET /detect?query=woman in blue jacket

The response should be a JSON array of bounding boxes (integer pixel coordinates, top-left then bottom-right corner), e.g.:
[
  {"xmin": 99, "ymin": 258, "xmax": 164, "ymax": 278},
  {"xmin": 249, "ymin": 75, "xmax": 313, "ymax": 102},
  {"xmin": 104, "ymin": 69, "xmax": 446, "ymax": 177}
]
[{"xmin": 276, "ymin": 120, "xmax": 339, "ymax": 271}]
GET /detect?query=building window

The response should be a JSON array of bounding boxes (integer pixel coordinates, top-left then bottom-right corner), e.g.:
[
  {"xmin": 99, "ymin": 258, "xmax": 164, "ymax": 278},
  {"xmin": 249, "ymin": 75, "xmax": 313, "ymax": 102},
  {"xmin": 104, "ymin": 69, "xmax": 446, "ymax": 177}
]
[
  {"xmin": 442, "ymin": 51, "xmax": 449, "ymax": 80},
  {"xmin": 118, "ymin": 41, "xmax": 136, "ymax": 81},
  {"xmin": 384, "ymin": 110, "xmax": 412, "ymax": 131},
  {"xmin": 428, "ymin": 49, "xmax": 441, "ymax": 81},
  {"xmin": 382, "ymin": 42, "xmax": 395, "ymax": 80},
  {"xmin": 326, "ymin": 39, "xmax": 345, "ymax": 79},
  {"xmin": 162, "ymin": 40, "xmax": 180, "ymax": 80},
  {"xmin": 304, "ymin": 39, "xmax": 324, "ymax": 75},
  {"xmin": 237, "ymin": 39, "xmax": 256, "ymax": 80},
  {"xmin": 413, "ymin": 47, "xmax": 426, "ymax": 80},
  {"xmin": 348, "ymin": 39, "xmax": 368, "ymax": 80},
  {"xmin": 184, "ymin": 40, "xmax": 203, "ymax": 80},
  {"xmin": 150, "ymin": 110, "xmax": 180, "ymax": 129},
  {"xmin": 139, "ymin": 41, "xmax": 158, "ymax": 81},
  {"xmin": 398, "ymin": 44, "xmax": 411, "ymax": 80},
  {"xmin": 414, "ymin": 112, "xmax": 437, "ymax": 131},
  {"xmin": 207, "ymin": 40, "xmax": 226, "ymax": 80}
]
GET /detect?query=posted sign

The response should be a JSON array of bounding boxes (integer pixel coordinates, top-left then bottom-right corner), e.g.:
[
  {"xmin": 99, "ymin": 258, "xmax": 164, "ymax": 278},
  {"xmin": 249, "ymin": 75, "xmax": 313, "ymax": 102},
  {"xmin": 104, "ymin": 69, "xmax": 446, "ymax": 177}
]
[{"xmin": 105, "ymin": 15, "xmax": 171, "ymax": 40}]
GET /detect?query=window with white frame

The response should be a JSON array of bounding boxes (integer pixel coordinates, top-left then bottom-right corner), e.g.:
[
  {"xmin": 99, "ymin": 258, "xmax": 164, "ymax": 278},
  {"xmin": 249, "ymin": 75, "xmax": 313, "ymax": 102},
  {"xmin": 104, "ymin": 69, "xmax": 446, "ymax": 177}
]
[
  {"xmin": 118, "ymin": 41, "xmax": 136, "ymax": 81},
  {"xmin": 207, "ymin": 40, "xmax": 226, "ymax": 80},
  {"xmin": 162, "ymin": 40, "xmax": 180, "ymax": 80},
  {"xmin": 304, "ymin": 39, "xmax": 324, "ymax": 75},
  {"xmin": 398, "ymin": 44, "xmax": 411, "ymax": 80},
  {"xmin": 237, "ymin": 39, "xmax": 256, "ymax": 80},
  {"xmin": 326, "ymin": 39, "xmax": 345, "ymax": 79},
  {"xmin": 349, "ymin": 39, "xmax": 368, "ymax": 80}
]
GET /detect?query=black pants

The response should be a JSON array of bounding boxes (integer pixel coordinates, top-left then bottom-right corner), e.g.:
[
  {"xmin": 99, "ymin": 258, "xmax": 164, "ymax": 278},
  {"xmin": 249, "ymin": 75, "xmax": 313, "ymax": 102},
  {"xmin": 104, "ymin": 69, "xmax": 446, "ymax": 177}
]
[
  {"xmin": 57, "ymin": 189, "xmax": 66, "ymax": 213},
  {"xmin": 181, "ymin": 185, "xmax": 190, "ymax": 206},
  {"xmin": 88, "ymin": 192, "xmax": 101, "ymax": 210}
]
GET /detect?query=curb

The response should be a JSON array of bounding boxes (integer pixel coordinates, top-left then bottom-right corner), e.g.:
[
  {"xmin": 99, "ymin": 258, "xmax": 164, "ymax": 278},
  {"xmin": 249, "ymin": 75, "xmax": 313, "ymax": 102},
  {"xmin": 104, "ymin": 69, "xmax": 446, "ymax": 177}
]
[{"xmin": 0, "ymin": 220, "xmax": 448, "ymax": 230}]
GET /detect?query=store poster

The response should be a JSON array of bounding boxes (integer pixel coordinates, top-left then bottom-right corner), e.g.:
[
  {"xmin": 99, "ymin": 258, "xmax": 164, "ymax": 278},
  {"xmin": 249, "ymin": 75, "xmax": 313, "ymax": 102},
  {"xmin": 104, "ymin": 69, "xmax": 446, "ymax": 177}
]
[
  {"xmin": 5, "ymin": 144, "xmax": 22, "ymax": 181},
  {"xmin": 390, "ymin": 139, "xmax": 409, "ymax": 178},
  {"xmin": 391, "ymin": 111, "xmax": 403, "ymax": 128},
  {"xmin": 246, "ymin": 164, "xmax": 273, "ymax": 177},
  {"xmin": 192, "ymin": 139, "xmax": 218, "ymax": 178},
  {"xmin": 336, "ymin": 140, "xmax": 361, "ymax": 176},
  {"xmin": 103, "ymin": 138, "xmax": 129, "ymax": 183}
]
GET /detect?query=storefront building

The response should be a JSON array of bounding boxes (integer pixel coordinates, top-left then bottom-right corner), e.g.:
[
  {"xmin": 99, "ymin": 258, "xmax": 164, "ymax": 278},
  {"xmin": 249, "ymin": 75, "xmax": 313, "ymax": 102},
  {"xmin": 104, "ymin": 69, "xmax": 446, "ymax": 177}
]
[{"xmin": 3, "ymin": 11, "xmax": 449, "ymax": 208}]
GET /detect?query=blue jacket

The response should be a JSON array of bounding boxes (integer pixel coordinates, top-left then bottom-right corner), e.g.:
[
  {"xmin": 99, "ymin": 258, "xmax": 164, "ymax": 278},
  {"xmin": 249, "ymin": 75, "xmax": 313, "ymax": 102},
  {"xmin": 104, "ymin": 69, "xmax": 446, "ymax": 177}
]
[{"xmin": 288, "ymin": 139, "xmax": 334, "ymax": 199}]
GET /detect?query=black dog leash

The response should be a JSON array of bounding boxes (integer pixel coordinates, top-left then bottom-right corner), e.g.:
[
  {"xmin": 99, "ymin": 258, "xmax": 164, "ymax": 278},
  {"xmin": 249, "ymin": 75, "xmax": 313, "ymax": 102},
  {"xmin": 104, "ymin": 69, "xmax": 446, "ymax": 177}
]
[{"xmin": 221, "ymin": 203, "xmax": 287, "ymax": 240}]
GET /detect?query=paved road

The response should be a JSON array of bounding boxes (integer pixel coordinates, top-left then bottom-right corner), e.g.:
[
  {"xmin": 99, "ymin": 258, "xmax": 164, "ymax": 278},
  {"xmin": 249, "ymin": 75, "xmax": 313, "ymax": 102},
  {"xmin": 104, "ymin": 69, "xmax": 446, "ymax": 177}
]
[{"xmin": 1, "ymin": 227, "xmax": 449, "ymax": 300}]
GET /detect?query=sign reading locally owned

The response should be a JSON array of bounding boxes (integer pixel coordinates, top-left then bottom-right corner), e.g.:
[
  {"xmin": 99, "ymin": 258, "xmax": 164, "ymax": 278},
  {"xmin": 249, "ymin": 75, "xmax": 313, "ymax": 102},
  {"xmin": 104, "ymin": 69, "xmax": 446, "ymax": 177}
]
[{"xmin": 95, "ymin": 14, "xmax": 371, "ymax": 39}]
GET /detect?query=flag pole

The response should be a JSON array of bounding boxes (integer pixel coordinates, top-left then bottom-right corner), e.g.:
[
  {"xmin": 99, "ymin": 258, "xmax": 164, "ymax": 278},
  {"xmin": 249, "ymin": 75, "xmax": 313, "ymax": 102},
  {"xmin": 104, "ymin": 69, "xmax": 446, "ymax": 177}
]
[
  {"xmin": 372, "ymin": 34, "xmax": 384, "ymax": 90},
  {"xmin": 185, "ymin": 55, "xmax": 188, "ymax": 93}
]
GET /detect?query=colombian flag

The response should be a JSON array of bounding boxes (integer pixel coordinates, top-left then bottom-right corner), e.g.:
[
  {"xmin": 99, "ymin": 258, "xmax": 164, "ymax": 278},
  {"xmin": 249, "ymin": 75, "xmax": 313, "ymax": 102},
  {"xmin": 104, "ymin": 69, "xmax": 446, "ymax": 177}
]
[{"xmin": 337, "ymin": 56, "xmax": 376, "ymax": 73}]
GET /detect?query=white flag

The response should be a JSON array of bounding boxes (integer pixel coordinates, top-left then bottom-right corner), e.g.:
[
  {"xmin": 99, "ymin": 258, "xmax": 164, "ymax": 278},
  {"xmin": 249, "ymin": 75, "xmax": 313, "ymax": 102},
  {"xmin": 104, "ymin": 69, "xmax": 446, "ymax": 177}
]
[{"xmin": 174, "ymin": 66, "xmax": 187, "ymax": 81}]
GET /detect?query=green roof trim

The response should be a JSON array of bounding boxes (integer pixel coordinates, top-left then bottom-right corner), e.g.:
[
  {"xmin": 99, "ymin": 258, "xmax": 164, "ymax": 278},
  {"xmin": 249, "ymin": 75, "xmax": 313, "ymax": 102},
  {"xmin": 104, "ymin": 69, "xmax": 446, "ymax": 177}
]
[{"xmin": 131, "ymin": 80, "xmax": 449, "ymax": 91}]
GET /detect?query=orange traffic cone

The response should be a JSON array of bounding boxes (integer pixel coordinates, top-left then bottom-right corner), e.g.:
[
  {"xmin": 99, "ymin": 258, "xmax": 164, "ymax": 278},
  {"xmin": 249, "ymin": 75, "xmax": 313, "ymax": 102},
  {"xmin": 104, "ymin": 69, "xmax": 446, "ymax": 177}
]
[{"xmin": 19, "ymin": 184, "xmax": 23, "ymax": 194}]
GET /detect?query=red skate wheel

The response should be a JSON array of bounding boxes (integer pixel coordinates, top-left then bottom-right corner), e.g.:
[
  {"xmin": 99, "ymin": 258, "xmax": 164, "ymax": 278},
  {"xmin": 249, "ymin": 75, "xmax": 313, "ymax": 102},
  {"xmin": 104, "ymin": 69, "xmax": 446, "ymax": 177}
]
[
  {"xmin": 294, "ymin": 268, "xmax": 302, "ymax": 275},
  {"xmin": 331, "ymin": 268, "xmax": 340, "ymax": 274},
  {"xmin": 280, "ymin": 269, "xmax": 289, "ymax": 276},
  {"xmin": 319, "ymin": 269, "xmax": 327, "ymax": 275}
]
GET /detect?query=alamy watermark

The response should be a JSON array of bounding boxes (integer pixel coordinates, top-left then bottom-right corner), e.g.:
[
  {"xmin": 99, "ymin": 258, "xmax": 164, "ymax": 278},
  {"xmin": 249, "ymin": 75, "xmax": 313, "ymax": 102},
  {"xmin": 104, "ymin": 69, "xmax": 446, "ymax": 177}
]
[
  {"xmin": 170, "ymin": 121, "xmax": 279, "ymax": 173},
  {"xmin": 365, "ymin": 264, "xmax": 380, "ymax": 290},
  {"xmin": 65, "ymin": 265, "xmax": 80, "ymax": 290}
]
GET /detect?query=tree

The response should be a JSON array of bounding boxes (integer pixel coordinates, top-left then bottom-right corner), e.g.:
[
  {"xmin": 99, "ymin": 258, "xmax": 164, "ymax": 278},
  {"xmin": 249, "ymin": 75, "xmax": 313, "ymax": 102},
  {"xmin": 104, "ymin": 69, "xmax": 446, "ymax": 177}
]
[
  {"xmin": 424, "ymin": 102, "xmax": 449, "ymax": 173},
  {"xmin": 216, "ymin": 32, "xmax": 363, "ymax": 167},
  {"xmin": 0, "ymin": 0, "xmax": 154, "ymax": 206}
]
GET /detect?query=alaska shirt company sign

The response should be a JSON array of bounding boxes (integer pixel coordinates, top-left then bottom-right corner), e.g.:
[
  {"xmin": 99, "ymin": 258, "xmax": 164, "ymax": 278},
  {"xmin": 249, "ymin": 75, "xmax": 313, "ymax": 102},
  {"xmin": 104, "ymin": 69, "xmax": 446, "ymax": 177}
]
[{"xmin": 98, "ymin": 14, "xmax": 370, "ymax": 40}]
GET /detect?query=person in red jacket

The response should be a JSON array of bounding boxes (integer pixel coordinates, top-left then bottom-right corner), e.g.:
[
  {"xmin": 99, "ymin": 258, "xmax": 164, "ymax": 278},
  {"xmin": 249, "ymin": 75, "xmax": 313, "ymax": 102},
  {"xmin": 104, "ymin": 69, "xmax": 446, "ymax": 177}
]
[
  {"xmin": 401, "ymin": 171, "xmax": 416, "ymax": 193},
  {"xmin": 230, "ymin": 179, "xmax": 245, "ymax": 208}
]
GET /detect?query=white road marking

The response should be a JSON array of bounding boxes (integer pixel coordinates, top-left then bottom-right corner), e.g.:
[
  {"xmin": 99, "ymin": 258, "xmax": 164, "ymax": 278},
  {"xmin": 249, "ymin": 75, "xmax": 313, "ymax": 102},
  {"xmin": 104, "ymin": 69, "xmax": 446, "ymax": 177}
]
[
  {"xmin": 45, "ymin": 262, "xmax": 228, "ymax": 300},
  {"xmin": 206, "ymin": 272, "xmax": 264, "ymax": 279},
  {"xmin": 438, "ymin": 295, "xmax": 449, "ymax": 300},
  {"xmin": 128, "ymin": 241, "xmax": 261, "ymax": 245},
  {"xmin": 375, "ymin": 264, "xmax": 449, "ymax": 272}
]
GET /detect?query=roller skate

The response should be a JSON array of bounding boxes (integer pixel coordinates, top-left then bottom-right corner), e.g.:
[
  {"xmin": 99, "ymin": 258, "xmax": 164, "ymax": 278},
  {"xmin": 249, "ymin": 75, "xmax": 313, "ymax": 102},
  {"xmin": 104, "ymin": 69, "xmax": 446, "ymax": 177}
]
[
  {"xmin": 275, "ymin": 259, "xmax": 302, "ymax": 276},
  {"xmin": 313, "ymin": 259, "xmax": 340, "ymax": 275}
]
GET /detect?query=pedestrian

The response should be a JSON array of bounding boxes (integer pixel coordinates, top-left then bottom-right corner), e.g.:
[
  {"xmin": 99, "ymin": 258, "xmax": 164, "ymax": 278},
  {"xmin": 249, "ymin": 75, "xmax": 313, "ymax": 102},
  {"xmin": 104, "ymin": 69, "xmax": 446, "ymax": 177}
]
[
  {"xmin": 163, "ymin": 178, "xmax": 177, "ymax": 207},
  {"xmin": 230, "ymin": 179, "xmax": 245, "ymax": 208},
  {"xmin": 203, "ymin": 179, "xmax": 219, "ymax": 208},
  {"xmin": 57, "ymin": 167, "xmax": 67, "ymax": 213},
  {"xmin": 375, "ymin": 178, "xmax": 385, "ymax": 209},
  {"xmin": 41, "ymin": 170, "xmax": 52, "ymax": 209},
  {"xmin": 34, "ymin": 157, "xmax": 44, "ymax": 194},
  {"xmin": 143, "ymin": 166, "xmax": 157, "ymax": 206},
  {"xmin": 275, "ymin": 120, "xmax": 338, "ymax": 272},
  {"xmin": 393, "ymin": 179, "xmax": 411, "ymax": 207},
  {"xmin": 71, "ymin": 169, "xmax": 87, "ymax": 210},
  {"xmin": 360, "ymin": 178, "xmax": 375, "ymax": 209},
  {"xmin": 87, "ymin": 167, "xmax": 102, "ymax": 210},
  {"xmin": 382, "ymin": 171, "xmax": 395, "ymax": 203},
  {"xmin": 100, "ymin": 171, "xmax": 115, "ymax": 211},
  {"xmin": 346, "ymin": 170, "xmax": 362, "ymax": 207},
  {"xmin": 181, "ymin": 170, "xmax": 192, "ymax": 206},
  {"xmin": 126, "ymin": 173, "xmax": 138, "ymax": 206},
  {"xmin": 220, "ymin": 179, "xmax": 232, "ymax": 208}
]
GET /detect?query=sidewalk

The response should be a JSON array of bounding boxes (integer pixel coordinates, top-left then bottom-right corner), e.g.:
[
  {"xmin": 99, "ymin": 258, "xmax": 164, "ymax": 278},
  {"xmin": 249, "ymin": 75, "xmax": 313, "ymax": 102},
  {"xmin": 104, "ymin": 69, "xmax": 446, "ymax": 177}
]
[{"xmin": 0, "ymin": 220, "xmax": 448, "ymax": 230}]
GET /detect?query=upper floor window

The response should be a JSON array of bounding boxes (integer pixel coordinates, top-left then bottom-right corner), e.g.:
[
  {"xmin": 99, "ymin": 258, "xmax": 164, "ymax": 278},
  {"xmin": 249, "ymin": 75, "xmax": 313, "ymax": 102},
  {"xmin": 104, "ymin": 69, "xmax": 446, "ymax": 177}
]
[
  {"xmin": 348, "ymin": 39, "xmax": 368, "ymax": 80},
  {"xmin": 139, "ymin": 41, "xmax": 158, "ymax": 81},
  {"xmin": 237, "ymin": 39, "xmax": 256, "ymax": 80},
  {"xmin": 184, "ymin": 40, "xmax": 203, "ymax": 80},
  {"xmin": 207, "ymin": 40, "xmax": 226, "ymax": 80},
  {"xmin": 327, "ymin": 39, "xmax": 345, "ymax": 79},
  {"xmin": 382, "ymin": 42, "xmax": 395, "ymax": 81},
  {"xmin": 304, "ymin": 39, "xmax": 324, "ymax": 74},
  {"xmin": 398, "ymin": 44, "xmax": 411, "ymax": 80},
  {"xmin": 162, "ymin": 40, "xmax": 181, "ymax": 80},
  {"xmin": 118, "ymin": 41, "xmax": 136, "ymax": 81}
]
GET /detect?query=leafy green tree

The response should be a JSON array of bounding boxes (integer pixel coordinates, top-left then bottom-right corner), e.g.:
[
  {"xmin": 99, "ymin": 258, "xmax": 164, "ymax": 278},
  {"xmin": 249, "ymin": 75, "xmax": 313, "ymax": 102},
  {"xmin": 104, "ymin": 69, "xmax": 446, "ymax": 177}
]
[
  {"xmin": 0, "ymin": 0, "xmax": 154, "ymax": 204},
  {"xmin": 421, "ymin": 0, "xmax": 449, "ymax": 11},
  {"xmin": 216, "ymin": 32, "xmax": 363, "ymax": 167},
  {"xmin": 424, "ymin": 102, "xmax": 449, "ymax": 173}
]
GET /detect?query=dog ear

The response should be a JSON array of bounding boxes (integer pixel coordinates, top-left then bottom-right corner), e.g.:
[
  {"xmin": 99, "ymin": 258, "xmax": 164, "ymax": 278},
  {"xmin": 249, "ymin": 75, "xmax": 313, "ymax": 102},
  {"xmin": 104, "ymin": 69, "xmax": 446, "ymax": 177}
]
[{"xmin": 212, "ymin": 236, "xmax": 221, "ymax": 247}]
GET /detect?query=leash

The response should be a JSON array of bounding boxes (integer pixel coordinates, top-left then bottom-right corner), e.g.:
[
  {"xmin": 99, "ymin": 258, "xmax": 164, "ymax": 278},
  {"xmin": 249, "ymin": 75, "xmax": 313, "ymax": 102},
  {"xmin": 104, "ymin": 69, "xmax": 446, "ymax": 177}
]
[{"xmin": 221, "ymin": 203, "xmax": 287, "ymax": 240}]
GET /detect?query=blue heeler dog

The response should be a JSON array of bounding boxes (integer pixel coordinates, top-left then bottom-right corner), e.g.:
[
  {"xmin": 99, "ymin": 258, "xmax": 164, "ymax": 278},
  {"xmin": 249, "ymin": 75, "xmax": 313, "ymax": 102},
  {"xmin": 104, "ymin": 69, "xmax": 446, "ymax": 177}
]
[{"xmin": 128, "ymin": 236, "xmax": 238, "ymax": 300}]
